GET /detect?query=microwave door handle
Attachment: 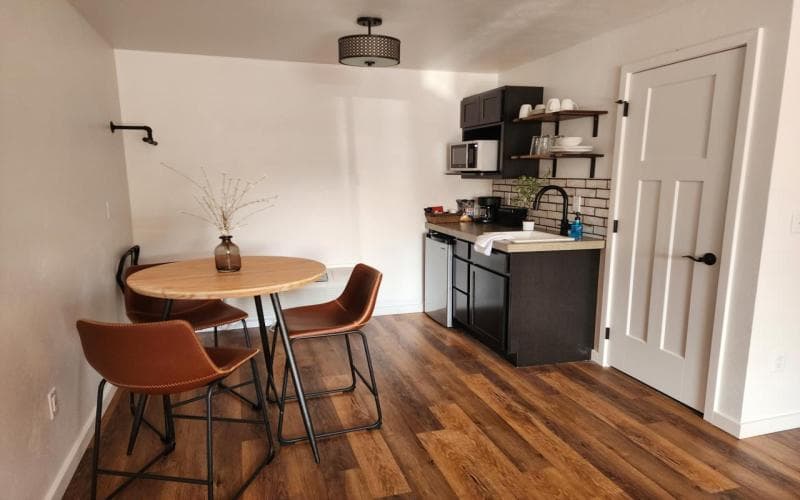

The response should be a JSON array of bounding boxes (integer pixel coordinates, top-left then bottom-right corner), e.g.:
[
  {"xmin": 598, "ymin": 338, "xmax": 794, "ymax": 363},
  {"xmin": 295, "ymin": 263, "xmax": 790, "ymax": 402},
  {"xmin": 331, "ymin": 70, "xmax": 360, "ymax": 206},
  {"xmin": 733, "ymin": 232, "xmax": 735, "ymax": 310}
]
[{"xmin": 468, "ymin": 143, "xmax": 477, "ymax": 169}]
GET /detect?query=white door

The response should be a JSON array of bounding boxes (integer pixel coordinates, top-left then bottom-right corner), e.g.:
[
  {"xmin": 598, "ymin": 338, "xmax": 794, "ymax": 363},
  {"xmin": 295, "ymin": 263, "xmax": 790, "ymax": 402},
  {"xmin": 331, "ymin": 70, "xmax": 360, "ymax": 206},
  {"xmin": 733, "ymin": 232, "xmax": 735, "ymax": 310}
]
[{"xmin": 609, "ymin": 47, "xmax": 745, "ymax": 411}]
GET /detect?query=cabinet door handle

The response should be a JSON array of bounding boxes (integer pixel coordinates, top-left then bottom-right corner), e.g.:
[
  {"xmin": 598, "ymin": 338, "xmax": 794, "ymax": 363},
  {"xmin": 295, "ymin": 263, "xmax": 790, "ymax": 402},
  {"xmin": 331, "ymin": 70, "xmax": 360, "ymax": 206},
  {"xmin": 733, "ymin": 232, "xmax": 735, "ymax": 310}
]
[{"xmin": 682, "ymin": 252, "xmax": 717, "ymax": 266}]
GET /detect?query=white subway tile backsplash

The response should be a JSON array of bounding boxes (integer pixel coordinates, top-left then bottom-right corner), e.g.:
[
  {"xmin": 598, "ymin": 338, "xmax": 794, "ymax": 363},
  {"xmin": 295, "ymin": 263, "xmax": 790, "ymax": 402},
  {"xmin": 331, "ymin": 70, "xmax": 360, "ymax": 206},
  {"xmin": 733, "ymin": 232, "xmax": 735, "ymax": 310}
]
[{"xmin": 491, "ymin": 177, "xmax": 612, "ymax": 239}]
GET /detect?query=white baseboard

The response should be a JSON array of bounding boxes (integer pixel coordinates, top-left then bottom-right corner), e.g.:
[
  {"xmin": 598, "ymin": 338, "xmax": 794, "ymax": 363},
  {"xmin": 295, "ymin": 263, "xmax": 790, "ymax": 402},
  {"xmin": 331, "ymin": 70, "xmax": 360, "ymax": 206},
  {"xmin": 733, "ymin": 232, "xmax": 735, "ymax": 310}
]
[
  {"xmin": 705, "ymin": 409, "xmax": 743, "ymax": 437},
  {"xmin": 373, "ymin": 302, "xmax": 423, "ymax": 316},
  {"xmin": 738, "ymin": 410, "xmax": 800, "ymax": 438},
  {"xmin": 706, "ymin": 408, "xmax": 800, "ymax": 438},
  {"xmin": 45, "ymin": 385, "xmax": 118, "ymax": 500}
]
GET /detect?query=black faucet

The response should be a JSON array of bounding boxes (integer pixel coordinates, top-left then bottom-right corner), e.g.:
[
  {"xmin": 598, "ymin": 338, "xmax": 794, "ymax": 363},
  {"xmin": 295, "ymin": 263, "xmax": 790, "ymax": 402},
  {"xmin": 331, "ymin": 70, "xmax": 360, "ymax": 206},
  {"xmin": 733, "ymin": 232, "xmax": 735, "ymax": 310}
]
[{"xmin": 533, "ymin": 185, "xmax": 571, "ymax": 236}]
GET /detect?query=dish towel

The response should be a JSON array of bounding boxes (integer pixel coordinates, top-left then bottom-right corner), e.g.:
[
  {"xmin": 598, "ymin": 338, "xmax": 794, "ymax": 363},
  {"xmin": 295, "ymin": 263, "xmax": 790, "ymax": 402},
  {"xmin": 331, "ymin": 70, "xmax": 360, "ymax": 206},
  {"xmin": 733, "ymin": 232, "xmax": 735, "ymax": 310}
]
[{"xmin": 473, "ymin": 233, "xmax": 516, "ymax": 256}]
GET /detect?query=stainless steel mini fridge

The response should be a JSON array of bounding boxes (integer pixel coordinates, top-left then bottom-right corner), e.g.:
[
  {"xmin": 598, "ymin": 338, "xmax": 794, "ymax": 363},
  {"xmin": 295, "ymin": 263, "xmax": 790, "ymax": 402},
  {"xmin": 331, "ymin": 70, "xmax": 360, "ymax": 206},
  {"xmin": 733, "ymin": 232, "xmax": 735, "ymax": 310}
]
[{"xmin": 424, "ymin": 231, "xmax": 453, "ymax": 327}]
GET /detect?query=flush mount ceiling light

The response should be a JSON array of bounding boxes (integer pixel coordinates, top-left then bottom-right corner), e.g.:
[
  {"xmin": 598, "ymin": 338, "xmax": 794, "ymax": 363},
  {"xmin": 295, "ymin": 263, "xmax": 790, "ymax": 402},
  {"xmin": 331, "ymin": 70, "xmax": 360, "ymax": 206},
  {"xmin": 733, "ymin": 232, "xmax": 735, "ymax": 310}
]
[{"xmin": 338, "ymin": 17, "xmax": 400, "ymax": 67}]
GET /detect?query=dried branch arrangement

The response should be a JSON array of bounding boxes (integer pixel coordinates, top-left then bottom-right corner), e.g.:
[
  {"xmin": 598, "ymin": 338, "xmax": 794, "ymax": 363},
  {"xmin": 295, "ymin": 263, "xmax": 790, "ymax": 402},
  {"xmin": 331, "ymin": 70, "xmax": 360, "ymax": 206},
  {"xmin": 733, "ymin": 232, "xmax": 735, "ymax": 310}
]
[{"xmin": 162, "ymin": 163, "xmax": 276, "ymax": 235}]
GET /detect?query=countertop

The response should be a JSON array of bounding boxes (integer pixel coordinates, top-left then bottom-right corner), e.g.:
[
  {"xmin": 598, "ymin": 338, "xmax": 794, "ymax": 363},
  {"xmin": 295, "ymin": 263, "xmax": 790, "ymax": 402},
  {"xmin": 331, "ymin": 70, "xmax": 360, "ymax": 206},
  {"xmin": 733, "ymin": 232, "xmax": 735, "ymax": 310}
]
[{"xmin": 425, "ymin": 222, "xmax": 606, "ymax": 253}]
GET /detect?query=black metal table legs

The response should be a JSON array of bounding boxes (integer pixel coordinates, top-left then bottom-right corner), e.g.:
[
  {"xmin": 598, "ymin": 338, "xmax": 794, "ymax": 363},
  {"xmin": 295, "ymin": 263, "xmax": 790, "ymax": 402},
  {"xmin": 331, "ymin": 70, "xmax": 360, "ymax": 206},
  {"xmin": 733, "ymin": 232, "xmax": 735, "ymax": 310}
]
[
  {"xmin": 256, "ymin": 293, "xmax": 320, "ymax": 463},
  {"xmin": 253, "ymin": 296, "xmax": 279, "ymax": 403}
]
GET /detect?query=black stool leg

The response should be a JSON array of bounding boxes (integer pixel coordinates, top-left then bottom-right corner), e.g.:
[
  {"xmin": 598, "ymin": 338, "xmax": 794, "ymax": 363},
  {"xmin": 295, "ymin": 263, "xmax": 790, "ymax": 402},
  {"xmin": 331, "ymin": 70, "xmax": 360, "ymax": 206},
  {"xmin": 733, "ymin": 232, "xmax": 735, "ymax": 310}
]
[
  {"xmin": 91, "ymin": 379, "xmax": 107, "ymax": 500},
  {"xmin": 356, "ymin": 331, "xmax": 383, "ymax": 427},
  {"xmin": 206, "ymin": 384, "xmax": 215, "ymax": 500},
  {"xmin": 162, "ymin": 395, "xmax": 175, "ymax": 448},
  {"xmin": 231, "ymin": 357, "xmax": 276, "ymax": 498},
  {"xmin": 344, "ymin": 334, "xmax": 357, "ymax": 392},
  {"xmin": 241, "ymin": 320, "xmax": 252, "ymax": 347},
  {"xmin": 127, "ymin": 394, "xmax": 147, "ymax": 455}
]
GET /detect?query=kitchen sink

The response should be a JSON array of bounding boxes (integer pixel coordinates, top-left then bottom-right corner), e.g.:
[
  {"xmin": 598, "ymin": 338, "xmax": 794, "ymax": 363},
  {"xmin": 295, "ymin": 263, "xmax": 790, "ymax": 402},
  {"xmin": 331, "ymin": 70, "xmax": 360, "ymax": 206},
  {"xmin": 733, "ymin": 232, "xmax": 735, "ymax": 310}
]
[{"xmin": 484, "ymin": 231, "xmax": 574, "ymax": 243}]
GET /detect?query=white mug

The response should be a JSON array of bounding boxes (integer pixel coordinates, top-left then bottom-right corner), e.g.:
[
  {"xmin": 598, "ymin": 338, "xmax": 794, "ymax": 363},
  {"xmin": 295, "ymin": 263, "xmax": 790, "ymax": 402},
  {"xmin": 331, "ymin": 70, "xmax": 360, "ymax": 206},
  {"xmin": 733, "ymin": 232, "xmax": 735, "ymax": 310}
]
[
  {"xmin": 518, "ymin": 104, "xmax": 533, "ymax": 118},
  {"xmin": 561, "ymin": 98, "xmax": 578, "ymax": 110},
  {"xmin": 522, "ymin": 220, "xmax": 535, "ymax": 231},
  {"xmin": 546, "ymin": 98, "xmax": 561, "ymax": 112}
]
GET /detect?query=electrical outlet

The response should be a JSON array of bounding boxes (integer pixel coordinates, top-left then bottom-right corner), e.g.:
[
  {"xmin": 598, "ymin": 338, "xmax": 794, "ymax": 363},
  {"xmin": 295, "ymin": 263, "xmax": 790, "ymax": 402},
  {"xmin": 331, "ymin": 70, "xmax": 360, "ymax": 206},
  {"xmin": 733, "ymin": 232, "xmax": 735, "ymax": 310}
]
[
  {"xmin": 47, "ymin": 388, "xmax": 58, "ymax": 420},
  {"xmin": 791, "ymin": 211, "xmax": 800, "ymax": 234}
]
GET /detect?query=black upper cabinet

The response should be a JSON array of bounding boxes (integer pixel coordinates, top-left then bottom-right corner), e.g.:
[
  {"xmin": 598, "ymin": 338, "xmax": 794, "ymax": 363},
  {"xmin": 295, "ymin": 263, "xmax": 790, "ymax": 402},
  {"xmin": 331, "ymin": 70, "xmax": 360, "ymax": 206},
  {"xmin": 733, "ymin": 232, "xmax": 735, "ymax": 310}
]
[
  {"xmin": 479, "ymin": 89, "xmax": 503, "ymax": 125},
  {"xmin": 460, "ymin": 95, "xmax": 481, "ymax": 128},
  {"xmin": 460, "ymin": 89, "xmax": 504, "ymax": 128},
  {"xmin": 459, "ymin": 86, "xmax": 544, "ymax": 179}
]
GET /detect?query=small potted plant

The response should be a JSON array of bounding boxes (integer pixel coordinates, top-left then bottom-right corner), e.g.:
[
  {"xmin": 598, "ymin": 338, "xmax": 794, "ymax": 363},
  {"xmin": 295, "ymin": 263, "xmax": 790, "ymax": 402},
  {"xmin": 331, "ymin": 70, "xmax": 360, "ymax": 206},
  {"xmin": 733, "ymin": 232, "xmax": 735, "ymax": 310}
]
[{"xmin": 511, "ymin": 175, "xmax": 541, "ymax": 231}]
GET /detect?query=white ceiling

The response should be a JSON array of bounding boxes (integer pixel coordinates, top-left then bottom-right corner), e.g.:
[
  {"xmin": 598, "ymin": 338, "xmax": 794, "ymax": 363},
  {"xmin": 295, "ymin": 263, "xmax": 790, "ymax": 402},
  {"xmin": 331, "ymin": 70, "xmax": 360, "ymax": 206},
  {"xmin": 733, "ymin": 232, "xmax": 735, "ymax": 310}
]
[{"xmin": 69, "ymin": 0, "xmax": 687, "ymax": 73}]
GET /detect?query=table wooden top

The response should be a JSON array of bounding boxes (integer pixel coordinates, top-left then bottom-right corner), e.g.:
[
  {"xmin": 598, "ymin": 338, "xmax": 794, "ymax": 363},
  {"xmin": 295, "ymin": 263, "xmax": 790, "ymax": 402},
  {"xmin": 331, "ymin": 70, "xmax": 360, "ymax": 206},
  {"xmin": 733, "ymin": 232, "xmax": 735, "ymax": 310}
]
[{"xmin": 126, "ymin": 256, "xmax": 326, "ymax": 300}]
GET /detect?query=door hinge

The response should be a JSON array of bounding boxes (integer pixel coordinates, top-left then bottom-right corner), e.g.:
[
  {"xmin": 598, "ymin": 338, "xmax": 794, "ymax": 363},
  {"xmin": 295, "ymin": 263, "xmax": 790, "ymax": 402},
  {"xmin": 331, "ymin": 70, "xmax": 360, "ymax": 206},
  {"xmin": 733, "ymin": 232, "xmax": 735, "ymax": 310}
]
[
  {"xmin": 605, "ymin": 327, "xmax": 611, "ymax": 340},
  {"xmin": 612, "ymin": 219, "xmax": 619, "ymax": 233},
  {"xmin": 616, "ymin": 99, "xmax": 629, "ymax": 117}
]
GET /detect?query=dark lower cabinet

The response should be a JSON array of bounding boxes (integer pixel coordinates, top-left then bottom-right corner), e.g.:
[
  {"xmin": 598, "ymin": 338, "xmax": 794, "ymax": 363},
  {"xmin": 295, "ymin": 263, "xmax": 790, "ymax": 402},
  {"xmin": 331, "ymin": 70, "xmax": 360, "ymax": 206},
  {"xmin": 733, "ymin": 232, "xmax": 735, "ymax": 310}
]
[
  {"xmin": 453, "ymin": 289, "xmax": 469, "ymax": 326},
  {"xmin": 451, "ymin": 237, "xmax": 600, "ymax": 366},
  {"xmin": 470, "ymin": 265, "xmax": 507, "ymax": 351}
]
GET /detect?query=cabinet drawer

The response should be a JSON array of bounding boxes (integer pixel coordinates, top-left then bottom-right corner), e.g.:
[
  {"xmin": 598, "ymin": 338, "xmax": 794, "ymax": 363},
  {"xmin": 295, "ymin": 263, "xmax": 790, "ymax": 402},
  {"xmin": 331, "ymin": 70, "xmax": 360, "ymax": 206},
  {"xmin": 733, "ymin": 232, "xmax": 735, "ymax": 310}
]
[
  {"xmin": 471, "ymin": 249, "xmax": 509, "ymax": 274},
  {"xmin": 454, "ymin": 239, "xmax": 470, "ymax": 260},
  {"xmin": 453, "ymin": 256, "xmax": 469, "ymax": 293}
]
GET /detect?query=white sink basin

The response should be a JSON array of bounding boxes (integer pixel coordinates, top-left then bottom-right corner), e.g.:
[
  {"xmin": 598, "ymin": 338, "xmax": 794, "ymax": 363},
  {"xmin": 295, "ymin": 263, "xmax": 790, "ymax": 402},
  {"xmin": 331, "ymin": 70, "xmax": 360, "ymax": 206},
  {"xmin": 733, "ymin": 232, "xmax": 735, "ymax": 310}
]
[{"xmin": 484, "ymin": 231, "xmax": 574, "ymax": 243}]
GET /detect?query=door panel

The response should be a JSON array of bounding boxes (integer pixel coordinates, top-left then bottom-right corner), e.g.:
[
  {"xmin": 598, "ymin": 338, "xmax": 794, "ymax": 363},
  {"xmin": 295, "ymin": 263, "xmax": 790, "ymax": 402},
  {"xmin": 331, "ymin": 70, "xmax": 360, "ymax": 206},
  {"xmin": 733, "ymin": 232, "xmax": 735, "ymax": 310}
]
[
  {"xmin": 662, "ymin": 181, "xmax": 704, "ymax": 357},
  {"xmin": 626, "ymin": 180, "xmax": 661, "ymax": 342},
  {"xmin": 461, "ymin": 96, "xmax": 480, "ymax": 128},
  {"xmin": 480, "ymin": 89, "xmax": 503, "ymax": 124},
  {"xmin": 642, "ymin": 75, "xmax": 715, "ymax": 160},
  {"xmin": 470, "ymin": 265, "xmax": 507, "ymax": 349},
  {"xmin": 453, "ymin": 289, "xmax": 469, "ymax": 326},
  {"xmin": 610, "ymin": 47, "xmax": 745, "ymax": 410}
]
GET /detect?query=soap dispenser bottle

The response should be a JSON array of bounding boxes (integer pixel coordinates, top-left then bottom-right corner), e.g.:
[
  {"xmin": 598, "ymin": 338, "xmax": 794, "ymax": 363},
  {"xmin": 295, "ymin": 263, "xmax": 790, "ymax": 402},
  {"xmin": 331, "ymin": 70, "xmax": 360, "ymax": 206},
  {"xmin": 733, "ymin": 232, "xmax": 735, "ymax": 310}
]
[{"xmin": 569, "ymin": 212, "xmax": 584, "ymax": 240}]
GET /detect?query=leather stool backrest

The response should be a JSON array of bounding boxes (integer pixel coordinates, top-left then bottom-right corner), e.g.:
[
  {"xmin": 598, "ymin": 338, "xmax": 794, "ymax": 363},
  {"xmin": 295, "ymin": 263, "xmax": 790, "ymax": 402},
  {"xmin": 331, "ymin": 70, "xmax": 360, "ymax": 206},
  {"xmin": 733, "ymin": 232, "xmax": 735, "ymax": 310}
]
[
  {"xmin": 336, "ymin": 264, "xmax": 383, "ymax": 327},
  {"xmin": 76, "ymin": 319, "xmax": 223, "ymax": 394}
]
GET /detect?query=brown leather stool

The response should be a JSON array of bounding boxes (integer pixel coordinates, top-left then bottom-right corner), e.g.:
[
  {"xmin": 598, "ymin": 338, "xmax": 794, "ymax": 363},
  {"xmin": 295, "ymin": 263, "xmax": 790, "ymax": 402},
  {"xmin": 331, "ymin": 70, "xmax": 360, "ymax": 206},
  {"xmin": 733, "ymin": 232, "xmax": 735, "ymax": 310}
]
[
  {"xmin": 76, "ymin": 319, "xmax": 274, "ymax": 500},
  {"xmin": 275, "ymin": 264, "xmax": 383, "ymax": 452},
  {"xmin": 116, "ymin": 246, "xmax": 250, "ymax": 348},
  {"xmin": 116, "ymin": 246, "xmax": 275, "ymax": 454}
]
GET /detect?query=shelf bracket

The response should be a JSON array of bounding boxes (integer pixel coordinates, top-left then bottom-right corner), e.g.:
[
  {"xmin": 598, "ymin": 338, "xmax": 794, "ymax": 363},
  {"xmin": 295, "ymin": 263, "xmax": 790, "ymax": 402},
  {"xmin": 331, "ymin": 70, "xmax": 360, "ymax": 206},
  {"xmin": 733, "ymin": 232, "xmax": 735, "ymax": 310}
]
[
  {"xmin": 554, "ymin": 120, "xmax": 560, "ymax": 136},
  {"xmin": 589, "ymin": 157, "xmax": 596, "ymax": 178},
  {"xmin": 592, "ymin": 115, "xmax": 599, "ymax": 137},
  {"xmin": 551, "ymin": 158, "xmax": 558, "ymax": 178}
]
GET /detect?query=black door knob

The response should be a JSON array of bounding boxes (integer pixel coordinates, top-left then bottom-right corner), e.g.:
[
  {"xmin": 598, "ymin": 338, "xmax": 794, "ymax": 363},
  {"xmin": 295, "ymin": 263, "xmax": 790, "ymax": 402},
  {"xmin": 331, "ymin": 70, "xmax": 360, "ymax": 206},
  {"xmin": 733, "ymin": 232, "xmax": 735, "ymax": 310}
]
[{"xmin": 682, "ymin": 252, "xmax": 717, "ymax": 266}]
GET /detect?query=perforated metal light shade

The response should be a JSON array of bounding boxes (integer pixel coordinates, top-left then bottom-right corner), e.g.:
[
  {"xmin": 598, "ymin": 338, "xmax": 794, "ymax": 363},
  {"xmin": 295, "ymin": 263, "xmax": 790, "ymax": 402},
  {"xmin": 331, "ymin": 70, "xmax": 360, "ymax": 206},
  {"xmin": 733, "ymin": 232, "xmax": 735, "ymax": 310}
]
[{"xmin": 338, "ymin": 18, "xmax": 400, "ymax": 67}]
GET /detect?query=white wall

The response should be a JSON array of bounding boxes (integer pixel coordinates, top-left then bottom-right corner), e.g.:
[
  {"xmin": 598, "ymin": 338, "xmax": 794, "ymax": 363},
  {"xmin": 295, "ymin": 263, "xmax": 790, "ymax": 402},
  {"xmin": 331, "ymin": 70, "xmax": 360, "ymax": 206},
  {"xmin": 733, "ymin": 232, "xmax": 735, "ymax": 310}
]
[
  {"xmin": 740, "ymin": 1, "xmax": 800, "ymax": 436},
  {"xmin": 0, "ymin": 1, "xmax": 132, "ymax": 498},
  {"xmin": 114, "ymin": 50, "xmax": 494, "ymax": 317},
  {"xmin": 499, "ymin": 0, "xmax": 796, "ymax": 435}
]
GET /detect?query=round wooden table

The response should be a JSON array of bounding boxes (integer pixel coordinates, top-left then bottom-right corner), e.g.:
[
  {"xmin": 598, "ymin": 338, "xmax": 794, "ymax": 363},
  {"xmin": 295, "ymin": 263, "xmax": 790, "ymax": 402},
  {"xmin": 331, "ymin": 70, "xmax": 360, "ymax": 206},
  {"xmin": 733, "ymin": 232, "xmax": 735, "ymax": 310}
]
[{"xmin": 127, "ymin": 255, "xmax": 327, "ymax": 462}]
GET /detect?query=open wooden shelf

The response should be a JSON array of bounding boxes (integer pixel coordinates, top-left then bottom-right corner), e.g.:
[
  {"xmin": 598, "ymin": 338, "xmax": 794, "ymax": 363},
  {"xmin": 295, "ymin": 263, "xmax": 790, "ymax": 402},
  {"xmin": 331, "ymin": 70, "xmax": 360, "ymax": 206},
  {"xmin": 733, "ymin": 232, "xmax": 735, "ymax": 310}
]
[
  {"xmin": 509, "ymin": 152, "xmax": 605, "ymax": 178},
  {"xmin": 510, "ymin": 153, "xmax": 604, "ymax": 160},
  {"xmin": 512, "ymin": 110, "xmax": 608, "ymax": 123},
  {"xmin": 513, "ymin": 109, "xmax": 608, "ymax": 137}
]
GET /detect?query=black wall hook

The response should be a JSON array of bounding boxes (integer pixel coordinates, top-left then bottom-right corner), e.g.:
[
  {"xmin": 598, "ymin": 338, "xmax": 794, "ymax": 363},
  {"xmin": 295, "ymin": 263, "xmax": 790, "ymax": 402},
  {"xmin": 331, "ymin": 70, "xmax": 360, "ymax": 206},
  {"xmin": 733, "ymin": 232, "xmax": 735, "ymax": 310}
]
[{"xmin": 109, "ymin": 121, "xmax": 158, "ymax": 145}]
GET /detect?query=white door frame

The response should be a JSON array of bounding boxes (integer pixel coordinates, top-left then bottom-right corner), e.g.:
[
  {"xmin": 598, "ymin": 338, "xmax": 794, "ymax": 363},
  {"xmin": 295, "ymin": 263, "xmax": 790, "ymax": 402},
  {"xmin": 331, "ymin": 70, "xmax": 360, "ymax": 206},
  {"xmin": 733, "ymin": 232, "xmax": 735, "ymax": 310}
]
[{"xmin": 596, "ymin": 29, "xmax": 763, "ymax": 420}]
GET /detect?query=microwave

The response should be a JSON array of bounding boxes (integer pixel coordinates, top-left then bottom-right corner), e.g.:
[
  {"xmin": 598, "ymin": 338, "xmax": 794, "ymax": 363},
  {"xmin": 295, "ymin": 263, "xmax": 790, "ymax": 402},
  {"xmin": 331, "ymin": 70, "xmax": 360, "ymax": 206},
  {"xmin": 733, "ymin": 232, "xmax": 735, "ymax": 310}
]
[{"xmin": 448, "ymin": 140, "xmax": 498, "ymax": 172}]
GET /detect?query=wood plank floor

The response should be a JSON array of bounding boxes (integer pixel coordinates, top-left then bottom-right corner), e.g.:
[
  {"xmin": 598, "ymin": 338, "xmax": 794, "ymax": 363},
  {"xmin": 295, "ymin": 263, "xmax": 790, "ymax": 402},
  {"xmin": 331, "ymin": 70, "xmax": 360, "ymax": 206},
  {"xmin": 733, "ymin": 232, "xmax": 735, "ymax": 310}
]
[{"xmin": 64, "ymin": 313, "xmax": 800, "ymax": 499}]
